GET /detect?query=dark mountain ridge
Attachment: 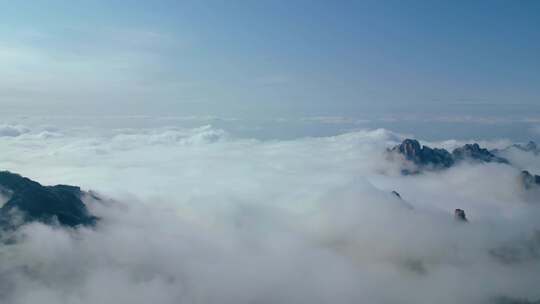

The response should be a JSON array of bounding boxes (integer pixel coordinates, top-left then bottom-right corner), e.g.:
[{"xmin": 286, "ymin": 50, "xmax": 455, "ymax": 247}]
[
  {"xmin": 389, "ymin": 139, "xmax": 509, "ymax": 174},
  {"xmin": 0, "ymin": 171, "xmax": 98, "ymax": 229},
  {"xmin": 500, "ymin": 141, "xmax": 540, "ymax": 155}
]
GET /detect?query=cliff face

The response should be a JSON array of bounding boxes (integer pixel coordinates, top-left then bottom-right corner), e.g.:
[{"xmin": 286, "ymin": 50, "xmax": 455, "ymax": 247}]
[{"xmin": 0, "ymin": 171, "xmax": 98, "ymax": 229}]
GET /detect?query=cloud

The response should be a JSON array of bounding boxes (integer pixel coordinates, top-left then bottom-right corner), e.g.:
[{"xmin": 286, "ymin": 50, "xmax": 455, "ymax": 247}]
[
  {"xmin": 0, "ymin": 124, "xmax": 30, "ymax": 137},
  {"xmin": 1, "ymin": 125, "xmax": 540, "ymax": 303}
]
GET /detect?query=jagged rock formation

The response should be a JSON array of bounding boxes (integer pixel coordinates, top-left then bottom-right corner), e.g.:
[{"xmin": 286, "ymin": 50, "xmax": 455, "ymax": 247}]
[
  {"xmin": 388, "ymin": 139, "xmax": 540, "ymax": 196},
  {"xmin": 389, "ymin": 139, "xmax": 509, "ymax": 174},
  {"xmin": 452, "ymin": 143, "xmax": 508, "ymax": 164},
  {"xmin": 454, "ymin": 209, "xmax": 468, "ymax": 222},
  {"xmin": 520, "ymin": 170, "xmax": 540, "ymax": 190},
  {"xmin": 390, "ymin": 139, "xmax": 454, "ymax": 170},
  {"xmin": 0, "ymin": 171, "xmax": 98, "ymax": 229}
]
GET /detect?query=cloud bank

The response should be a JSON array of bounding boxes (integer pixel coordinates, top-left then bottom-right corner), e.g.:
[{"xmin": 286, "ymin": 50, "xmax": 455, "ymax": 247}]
[{"xmin": 1, "ymin": 125, "xmax": 540, "ymax": 304}]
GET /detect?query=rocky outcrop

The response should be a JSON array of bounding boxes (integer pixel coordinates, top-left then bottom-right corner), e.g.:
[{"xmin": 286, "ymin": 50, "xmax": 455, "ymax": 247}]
[
  {"xmin": 389, "ymin": 139, "xmax": 509, "ymax": 174},
  {"xmin": 452, "ymin": 143, "xmax": 509, "ymax": 164},
  {"xmin": 390, "ymin": 139, "xmax": 454, "ymax": 170},
  {"xmin": 454, "ymin": 209, "xmax": 468, "ymax": 222},
  {"xmin": 0, "ymin": 171, "xmax": 98, "ymax": 229},
  {"xmin": 388, "ymin": 139, "xmax": 540, "ymax": 195}
]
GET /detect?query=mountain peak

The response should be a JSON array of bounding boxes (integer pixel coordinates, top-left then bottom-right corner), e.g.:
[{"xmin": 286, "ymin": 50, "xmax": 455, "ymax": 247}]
[
  {"xmin": 389, "ymin": 139, "xmax": 509, "ymax": 174},
  {"xmin": 0, "ymin": 171, "xmax": 98, "ymax": 229}
]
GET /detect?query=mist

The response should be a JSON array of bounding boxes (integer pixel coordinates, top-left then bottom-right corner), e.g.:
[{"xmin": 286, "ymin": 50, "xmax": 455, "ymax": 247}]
[{"xmin": 0, "ymin": 123, "xmax": 539, "ymax": 304}]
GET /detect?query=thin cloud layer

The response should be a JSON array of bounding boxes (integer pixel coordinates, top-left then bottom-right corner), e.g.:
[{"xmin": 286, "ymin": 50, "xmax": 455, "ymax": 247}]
[
  {"xmin": 1, "ymin": 125, "xmax": 540, "ymax": 304},
  {"xmin": 0, "ymin": 124, "xmax": 30, "ymax": 137}
]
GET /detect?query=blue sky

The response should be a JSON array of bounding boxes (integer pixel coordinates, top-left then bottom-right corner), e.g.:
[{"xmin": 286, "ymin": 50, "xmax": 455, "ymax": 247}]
[{"xmin": 1, "ymin": 0, "xmax": 539, "ymax": 119}]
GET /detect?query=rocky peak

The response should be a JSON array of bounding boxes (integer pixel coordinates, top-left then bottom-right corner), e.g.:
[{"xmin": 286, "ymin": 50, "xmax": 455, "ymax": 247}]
[
  {"xmin": 0, "ymin": 171, "xmax": 98, "ymax": 229},
  {"xmin": 452, "ymin": 143, "xmax": 509, "ymax": 164},
  {"xmin": 397, "ymin": 139, "xmax": 422, "ymax": 162},
  {"xmin": 389, "ymin": 139, "xmax": 511, "ymax": 174},
  {"xmin": 390, "ymin": 139, "xmax": 454, "ymax": 171},
  {"xmin": 454, "ymin": 209, "xmax": 468, "ymax": 222}
]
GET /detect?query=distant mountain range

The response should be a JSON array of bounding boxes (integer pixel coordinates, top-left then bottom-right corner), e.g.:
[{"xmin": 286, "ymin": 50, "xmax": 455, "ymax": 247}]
[
  {"xmin": 389, "ymin": 139, "xmax": 540, "ymax": 188},
  {"xmin": 388, "ymin": 139, "xmax": 509, "ymax": 174},
  {"xmin": 504, "ymin": 141, "xmax": 539, "ymax": 155}
]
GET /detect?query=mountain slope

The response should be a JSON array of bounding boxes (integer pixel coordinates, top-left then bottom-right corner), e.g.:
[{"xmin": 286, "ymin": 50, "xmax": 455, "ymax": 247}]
[{"xmin": 0, "ymin": 171, "xmax": 98, "ymax": 228}]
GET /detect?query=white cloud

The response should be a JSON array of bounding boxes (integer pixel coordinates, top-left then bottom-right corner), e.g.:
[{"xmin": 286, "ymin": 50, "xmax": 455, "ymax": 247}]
[{"xmin": 1, "ymin": 125, "xmax": 540, "ymax": 303}]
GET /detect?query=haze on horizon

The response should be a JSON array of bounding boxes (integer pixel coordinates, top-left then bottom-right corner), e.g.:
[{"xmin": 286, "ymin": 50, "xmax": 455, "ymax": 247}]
[
  {"xmin": 1, "ymin": 0, "xmax": 539, "ymax": 123},
  {"xmin": 3, "ymin": 2, "xmax": 540, "ymax": 304}
]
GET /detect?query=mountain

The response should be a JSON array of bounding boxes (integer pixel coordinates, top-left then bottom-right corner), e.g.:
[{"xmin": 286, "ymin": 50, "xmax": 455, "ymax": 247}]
[
  {"xmin": 0, "ymin": 171, "xmax": 98, "ymax": 229},
  {"xmin": 520, "ymin": 170, "xmax": 540, "ymax": 190},
  {"xmin": 389, "ymin": 139, "xmax": 509, "ymax": 174},
  {"xmin": 454, "ymin": 209, "xmax": 468, "ymax": 222},
  {"xmin": 452, "ymin": 143, "xmax": 509, "ymax": 164},
  {"xmin": 390, "ymin": 139, "xmax": 454, "ymax": 170},
  {"xmin": 491, "ymin": 141, "xmax": 539, "ymax": 157},
  {"xmin": 510, "ymin": 141, "xmax": 539, "ymax": 155}
]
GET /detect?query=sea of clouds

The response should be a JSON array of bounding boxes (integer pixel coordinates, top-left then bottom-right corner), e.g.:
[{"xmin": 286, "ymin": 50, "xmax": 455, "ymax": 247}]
[{"xmin": 0, "ymin": 123, "xmax": 540, "ymax": 304}]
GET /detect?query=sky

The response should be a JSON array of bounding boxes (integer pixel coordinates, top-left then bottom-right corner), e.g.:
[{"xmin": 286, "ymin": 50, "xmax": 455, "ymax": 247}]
[
  {"xmin": 1, "ymin": 0, "xmax": 539, "ymax": 121},
  {"xmin": 2, "ymin": 3, "xmax": 540, "ymax": 302}
]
